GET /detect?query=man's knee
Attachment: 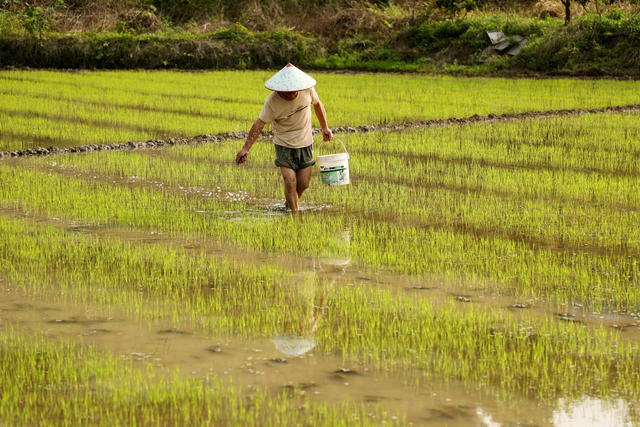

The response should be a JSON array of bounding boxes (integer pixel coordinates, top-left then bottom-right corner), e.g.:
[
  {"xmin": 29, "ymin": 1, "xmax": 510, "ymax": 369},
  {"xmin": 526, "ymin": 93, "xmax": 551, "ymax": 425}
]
[
  {"xmin": 297, "ymin": 180, "xmax": 309, "ymax": 192},
  {"xmin": 282, "ymin": 175, "xmax": 297, "ymax": 189}
]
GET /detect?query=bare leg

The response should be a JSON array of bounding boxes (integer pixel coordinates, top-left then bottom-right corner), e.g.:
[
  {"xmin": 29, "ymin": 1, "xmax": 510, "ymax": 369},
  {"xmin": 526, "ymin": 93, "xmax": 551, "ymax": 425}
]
[
  {"xmin": 280, "ymin": 167, "xmax": 299, "ymax": 212},
  {"xmin": 295, "ymin": 166, "xmax": 313, "ymax": 199}
]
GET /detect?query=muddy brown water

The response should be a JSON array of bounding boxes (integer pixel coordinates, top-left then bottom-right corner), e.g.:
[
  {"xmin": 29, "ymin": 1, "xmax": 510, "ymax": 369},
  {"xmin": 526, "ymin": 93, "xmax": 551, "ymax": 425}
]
[{"xmin": 1, "ymin": 289, "xmax": 637, "ymax": 427}]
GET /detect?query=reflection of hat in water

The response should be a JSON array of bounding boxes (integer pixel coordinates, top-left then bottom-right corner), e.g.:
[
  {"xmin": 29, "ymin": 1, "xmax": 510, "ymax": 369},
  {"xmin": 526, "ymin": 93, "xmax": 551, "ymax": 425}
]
[
  {"xmin": 271, "ymin": 335, "xmax": 316, "ymax": 356},
  {"xmin": 265, "ymin": 63, "xmax": 316, "ymax": 92}
]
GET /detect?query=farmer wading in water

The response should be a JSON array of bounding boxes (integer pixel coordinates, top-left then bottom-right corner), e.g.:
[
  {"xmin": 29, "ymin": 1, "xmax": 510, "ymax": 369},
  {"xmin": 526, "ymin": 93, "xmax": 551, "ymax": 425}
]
[{"xmin": 235, "ymin": 63, "xmax": 333, "ymax": 212}]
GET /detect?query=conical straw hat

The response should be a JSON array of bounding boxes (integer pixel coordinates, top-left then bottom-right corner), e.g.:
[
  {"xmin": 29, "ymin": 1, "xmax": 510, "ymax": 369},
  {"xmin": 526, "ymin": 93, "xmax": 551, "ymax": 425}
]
[{"xmin": 265, "ymin": 63, "xmax": 316, "ymax": 92}]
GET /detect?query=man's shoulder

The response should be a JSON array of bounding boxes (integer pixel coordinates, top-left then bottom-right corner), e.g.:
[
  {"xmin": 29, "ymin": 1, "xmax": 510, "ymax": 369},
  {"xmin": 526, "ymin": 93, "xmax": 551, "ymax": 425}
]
[
  {"xmin": 305, "ymin": 87, "xmax": 319, "ymax": 104},
  {"xmin": 264, "ymin": 92, "xmax": 278, "ymax": 106},
  {"xmin": 301, "ymin": 88, "xmax": 315, "ymax": 98}
]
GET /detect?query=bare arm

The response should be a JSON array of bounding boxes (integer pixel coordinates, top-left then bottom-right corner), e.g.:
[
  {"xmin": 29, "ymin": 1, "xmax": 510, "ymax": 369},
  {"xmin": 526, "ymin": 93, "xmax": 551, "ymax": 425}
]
[
  {"xmin": 313, "ymin": 101, "xmax": 333, "ymax": 141},
  {"xmin": 235, "ymin": 118, "xmax": 265, "ymax": 164}
]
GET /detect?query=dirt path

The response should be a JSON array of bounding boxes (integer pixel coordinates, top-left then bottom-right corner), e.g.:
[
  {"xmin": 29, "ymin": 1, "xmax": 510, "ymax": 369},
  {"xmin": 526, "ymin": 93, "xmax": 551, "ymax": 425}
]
[{"xmin": 2, "ymin": 104, "xmax": 639, "ymax": 160}]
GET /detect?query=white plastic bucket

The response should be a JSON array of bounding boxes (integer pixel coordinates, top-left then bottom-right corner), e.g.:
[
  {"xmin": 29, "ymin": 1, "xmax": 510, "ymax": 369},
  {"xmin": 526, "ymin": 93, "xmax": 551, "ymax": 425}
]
[{"xmin": 317, "ymin": 138, "xmax": 350, "ymax": 186}]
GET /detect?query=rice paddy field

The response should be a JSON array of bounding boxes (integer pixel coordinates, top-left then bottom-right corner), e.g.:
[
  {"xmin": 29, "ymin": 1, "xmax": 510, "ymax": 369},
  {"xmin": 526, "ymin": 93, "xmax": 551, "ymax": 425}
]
[{"xmin": 1, "ymin": 70, "xmax": 640, "ymax": 426}]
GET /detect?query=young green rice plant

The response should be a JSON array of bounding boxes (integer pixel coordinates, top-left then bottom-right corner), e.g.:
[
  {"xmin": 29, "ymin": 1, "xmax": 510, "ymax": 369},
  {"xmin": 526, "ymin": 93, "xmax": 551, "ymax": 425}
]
[
  {"xmin": 317, "ymin": 284, "xmax": 640, "ymax": 403},
  {"xmin": 0, "ymin": 216, "xmax": 328, "ymax": 337},
  {"xmin": 318, "ymin": 73, "xmax": 640, "ymax": 124},
  {"xmin": 0, "ymin": 327, "xmax": 387, "ymax": 426},
  {"xmin": 3, "ymin": 71, "xmax": 640, "ymax": 424},
  {"xmin": 2, "ymin": 69, "xmax": 640, "ymax": 150},
  {"xmin": 0, "ymin": 91, "xmax": 251, "ymax": 149},
  {"xmin": 0, "ymin": 161, "xmax": 356, "ymax": 265},
  {"xmin": 7, "ymin": 111, "xmax": 638, "ymax": 310},
  {"xmin": 2, "ymin": 216, "xmax": 640, "ymax": 406}
]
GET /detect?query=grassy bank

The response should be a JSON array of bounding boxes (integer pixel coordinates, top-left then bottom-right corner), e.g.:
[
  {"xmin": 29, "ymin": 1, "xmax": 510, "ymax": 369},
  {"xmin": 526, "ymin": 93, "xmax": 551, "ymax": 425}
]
[
  {"xmin": 316, "ymin": 12, "xmax": 640, "ymax": 76},
  {"xmin": 1, "ymin": 9, "xmax": 640, "ymax": 75},
  {"xmin": 0, "ymin": 27, "xmax": 319, "ymax": 70}
]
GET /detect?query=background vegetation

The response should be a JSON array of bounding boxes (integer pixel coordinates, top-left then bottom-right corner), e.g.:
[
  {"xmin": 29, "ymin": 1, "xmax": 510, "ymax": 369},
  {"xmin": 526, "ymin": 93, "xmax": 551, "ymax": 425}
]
[{"xmin": 1, "ymin": 0, "xmax": 640, "ymax": 75}]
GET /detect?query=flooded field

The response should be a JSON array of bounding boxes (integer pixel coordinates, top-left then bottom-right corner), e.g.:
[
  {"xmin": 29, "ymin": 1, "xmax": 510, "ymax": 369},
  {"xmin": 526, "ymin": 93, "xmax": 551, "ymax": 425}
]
[
  {"xmin": 1, "ymin": 71, "xmax": 640, "ymax": 425},
  {"xmin": 3, "ymin": 69, "xmax": 640, "ymax": 152},
  {"xmin": 2, "ymin": 290, "xmax": 637, "ymax": 426}
]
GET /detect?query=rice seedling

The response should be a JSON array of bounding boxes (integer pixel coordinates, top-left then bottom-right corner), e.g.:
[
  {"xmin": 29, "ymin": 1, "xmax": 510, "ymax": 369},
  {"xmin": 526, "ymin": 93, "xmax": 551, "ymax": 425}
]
[
  {"xmin": 0, "ymin": 91, "xmax": 251, "ymax": 149},
  {"xmin": 0, "ymin": 327, "xmax": 388, "ymax": 426},
  {"xmin": 2, "ymin": 69, "xmax": 640, "ymax": 150},
  {"xmin": 3, "ymin": 111, "xmax": 638, "ymax": 310},
  {"xmin": 2, "ymin": 71, "xmax": 640, "ymax": 424},
  {"xmin": 0, "ymin": 215, "xmax": 327, "ymax": 337},
  {"xmin": 1, "ymin": 215, "xmax": 639, "ymax": 407}
]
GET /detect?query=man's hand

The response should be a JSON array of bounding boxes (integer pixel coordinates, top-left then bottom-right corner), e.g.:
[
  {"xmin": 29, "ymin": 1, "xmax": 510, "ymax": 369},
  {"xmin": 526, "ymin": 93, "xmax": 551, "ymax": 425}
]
[
  {"xmin": 322, "ymin": 127, "xmax": 333, "ymax": 141},
  {"xmin": 235, "ymin": 119, "xmax": 265, "ymax": 165},
  {"xmin": 235, "ymin": 148, "xmax": 249, "ymax": 164}
]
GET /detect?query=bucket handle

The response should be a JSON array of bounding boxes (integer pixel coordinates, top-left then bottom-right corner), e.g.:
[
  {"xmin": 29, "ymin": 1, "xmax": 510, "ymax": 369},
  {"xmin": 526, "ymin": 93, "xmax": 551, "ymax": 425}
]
[{"xmin": 316, "ymin": 137, "xmax": 348, "ymax": 156}]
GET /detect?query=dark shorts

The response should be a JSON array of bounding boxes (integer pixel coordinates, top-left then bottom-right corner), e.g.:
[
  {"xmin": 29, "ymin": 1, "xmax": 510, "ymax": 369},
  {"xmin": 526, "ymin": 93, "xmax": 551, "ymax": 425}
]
[{"xmin": 274, "ymin": 144, "xmax": 315, "ymax": 171}]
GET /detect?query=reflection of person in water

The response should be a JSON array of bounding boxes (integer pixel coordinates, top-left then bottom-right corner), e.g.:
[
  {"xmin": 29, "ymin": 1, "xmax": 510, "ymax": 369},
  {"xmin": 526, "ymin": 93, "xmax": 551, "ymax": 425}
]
[
  {"xmin": 271, "ymin": 272, "xmax": 331, "ymax": 357},
  {"xmin": 270, "ymin": 307, "xmax": 324, "ymax": 357}
]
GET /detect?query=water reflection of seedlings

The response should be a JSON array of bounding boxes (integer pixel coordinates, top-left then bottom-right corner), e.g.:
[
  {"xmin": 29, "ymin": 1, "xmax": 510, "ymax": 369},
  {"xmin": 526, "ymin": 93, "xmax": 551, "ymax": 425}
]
[
  {"xmin": 429, "ymin": 405, "xmax": 474, "ymax": 420},
  {"xmin": 9, "ymin": 304, "xmax": 60, "ymax": 312},
  {"xmin": 555, "ymin": 313, "xmax": 583, "ymax": 324},
  {"xmin": 317, "ymin": 230, "xmax": 351, "ymax": 272},
  {"xmin": 158, "ymin": 329, "xmax": 192, "ymax": 335}
]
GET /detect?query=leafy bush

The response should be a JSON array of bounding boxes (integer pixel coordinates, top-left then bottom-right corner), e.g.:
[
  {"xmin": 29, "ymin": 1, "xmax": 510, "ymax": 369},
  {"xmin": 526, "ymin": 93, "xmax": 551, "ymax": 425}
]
[
  {"xmin": 0, "ymin": 10, "xmax": 23, "ymax": 35},
  {"xmin": 415, "ymin": 19, "xmax": 470, "ymax": 44},
  {"xmin": 514, "ymin": 12, "xmax": 640, "ymax": 75},
  {"xmin": 21, "ymin": 3, "xmax": 49, "ymax": 38},
  {"xmin": 435, "ymin": 0, "xmax": 486, "ymax": 17}
]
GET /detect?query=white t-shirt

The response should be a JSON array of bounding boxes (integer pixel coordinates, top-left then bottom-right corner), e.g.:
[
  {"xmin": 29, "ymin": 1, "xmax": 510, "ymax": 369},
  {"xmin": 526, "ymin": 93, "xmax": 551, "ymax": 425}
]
[{"xmin": 258, "ymin": 88, "xmax": 320, "ymax": 148}]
